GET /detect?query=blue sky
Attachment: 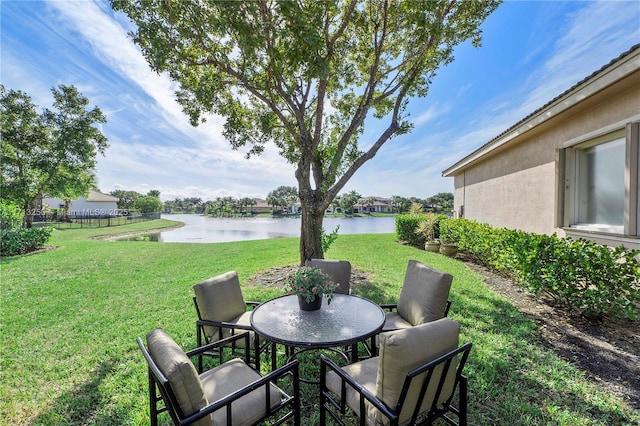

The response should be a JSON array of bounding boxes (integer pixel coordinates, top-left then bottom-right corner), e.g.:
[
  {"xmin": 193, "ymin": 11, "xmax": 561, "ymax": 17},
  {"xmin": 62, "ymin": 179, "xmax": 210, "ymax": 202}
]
[{"xmin": 2, "ymin": 1, "xmax": 639, "ymax": 202}]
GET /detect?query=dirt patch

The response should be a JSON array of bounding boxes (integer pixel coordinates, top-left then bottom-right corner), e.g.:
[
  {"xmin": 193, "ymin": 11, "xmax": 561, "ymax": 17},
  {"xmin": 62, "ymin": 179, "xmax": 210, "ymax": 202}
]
[
  {"xmin": 245, "ymin": 261, "xmax": 640, "ymax": 409},
  {"xmin": 245, "ymin": 264, "xmax": 372, "ymax": 289},
  {"xmin": 464, "ymin": 260, "xmax": 640, "ymax": 410}
]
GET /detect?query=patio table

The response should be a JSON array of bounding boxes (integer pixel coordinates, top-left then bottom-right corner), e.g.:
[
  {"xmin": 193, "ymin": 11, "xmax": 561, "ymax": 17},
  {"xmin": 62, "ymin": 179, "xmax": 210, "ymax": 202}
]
[{"xmin": 250, "ymin": 294, "xmax": 385, "ymax": 381}]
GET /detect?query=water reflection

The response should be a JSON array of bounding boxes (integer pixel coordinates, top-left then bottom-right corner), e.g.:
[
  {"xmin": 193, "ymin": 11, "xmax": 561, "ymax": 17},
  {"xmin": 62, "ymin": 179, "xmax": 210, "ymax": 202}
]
[{"xmin": 119, "ymin": 214, "xmax": 395, "ymax": 243}]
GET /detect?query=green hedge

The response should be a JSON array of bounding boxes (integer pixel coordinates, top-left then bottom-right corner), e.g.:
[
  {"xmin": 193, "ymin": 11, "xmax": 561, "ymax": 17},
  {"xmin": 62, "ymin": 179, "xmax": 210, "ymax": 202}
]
[
  {"xmin": 440, "ymin": 218, "xmax": 640, "ymax": 320},
  {"xmin": 395, "ymin": 213, "xmax": 447, "ymax": 248},
  {"xmin": 396, "ymin": 214, "xmax": 423, "ymax": 247},
  {"xmin": 0, "ymin": 227, "xmax": 53, "ymax": 257}
]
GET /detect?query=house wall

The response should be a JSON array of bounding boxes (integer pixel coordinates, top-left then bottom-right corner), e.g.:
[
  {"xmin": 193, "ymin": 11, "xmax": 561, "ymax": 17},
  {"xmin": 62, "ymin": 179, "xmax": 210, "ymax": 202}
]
[
  {"xmin": 68, "ymin": 199, "xmax": 118, "ymax": 217},
  {"xmin": 452, "ymin": 70, "xmax": 640, "ymax": 237},
  {"xmin": 41, "ymin": 196, "xmax": 119, "ymax": 217}
]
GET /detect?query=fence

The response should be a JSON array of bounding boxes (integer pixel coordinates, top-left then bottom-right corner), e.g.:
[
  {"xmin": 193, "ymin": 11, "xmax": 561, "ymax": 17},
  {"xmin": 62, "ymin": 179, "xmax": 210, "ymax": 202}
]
[{"xmin": 30, "ymin": 212, "xmax": 161, "ymax": 230}]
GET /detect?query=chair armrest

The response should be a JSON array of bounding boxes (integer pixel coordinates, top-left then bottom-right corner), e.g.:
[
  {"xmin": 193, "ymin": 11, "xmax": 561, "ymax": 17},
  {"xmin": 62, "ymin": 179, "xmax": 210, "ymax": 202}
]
[
  {"xmin": 196, "ymin": 318, "xmax": 254, "ymax": 332},
  {"xmin": 181, "ymin": 360, "xmax": 300, "ymax": 424},
  {"xmin": 379, "ymin": 303, "xmax": 398, "ymax": 312},
  {"xmin": 245, "ymin": 301, "xmax": 261, "ymax": 309},
  {"xmin": 186, "ymin": 332, "xmax": 251, "ymax": 358},
  {"xmin": 320, "ymin": 355, "xmax": 398, "ymax": 422}
]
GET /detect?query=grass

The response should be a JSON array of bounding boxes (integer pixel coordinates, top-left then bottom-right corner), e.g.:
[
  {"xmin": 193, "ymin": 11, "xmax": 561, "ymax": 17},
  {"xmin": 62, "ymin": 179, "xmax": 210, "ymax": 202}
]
[{"xmin": 1, "ymin": 219, "xmax": 637, "ymax": 425}]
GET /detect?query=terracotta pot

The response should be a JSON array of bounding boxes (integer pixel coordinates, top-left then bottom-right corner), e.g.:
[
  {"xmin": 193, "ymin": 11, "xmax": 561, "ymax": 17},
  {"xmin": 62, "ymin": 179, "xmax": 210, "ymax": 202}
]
[
  {"xmin": 439, "ymin": 243, "xmax": 458, "ymax": 257},
  {"xmin": 298, "ymin": 295, "xmax": 323, "ymax": 311}
]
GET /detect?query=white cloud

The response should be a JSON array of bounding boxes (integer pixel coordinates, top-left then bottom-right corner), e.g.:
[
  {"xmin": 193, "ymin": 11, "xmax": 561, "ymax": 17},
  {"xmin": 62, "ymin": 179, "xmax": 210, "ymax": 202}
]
[
  {"xmin": 6, "ymin": 0, "xmax": 637, "ymax": 202},
  {"xmin": 412, "ymin": 104, "xmax": 443, "ymax": 127}
]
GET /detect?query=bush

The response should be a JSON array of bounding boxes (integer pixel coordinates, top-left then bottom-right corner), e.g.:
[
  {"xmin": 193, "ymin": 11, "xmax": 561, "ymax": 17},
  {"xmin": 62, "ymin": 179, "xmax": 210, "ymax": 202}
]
[
  {"xmin": 396, "ymin": 213, "xmax": 447, "ymax": 247},
  {"xmin": 396, "ymin": 214, "xmax": 424, "ymax": 247},
  {"xmin": 441, "ymin": 218, "xmax": 640, "ymax": 320},
  {"xmin": 0, "ymin": 227, "xmax": 53, "ymax": 256}
]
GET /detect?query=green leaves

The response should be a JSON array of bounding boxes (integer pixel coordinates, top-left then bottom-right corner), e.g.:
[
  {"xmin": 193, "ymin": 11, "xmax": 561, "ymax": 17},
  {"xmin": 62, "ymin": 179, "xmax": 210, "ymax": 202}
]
[
  {"xmin": 441, "ymin": 218, "xmax": 640, "ymax": 320},
  {"xmin": 112, "ymin": 0, "xmax": 500, "ymax": 261},
  {"xmin": 0, "ymin": 227, "xmax": 52, "ymax": 256},
  {"xmin": 1, "ymin": 84, "xmax": 108, "ymax": 226}
]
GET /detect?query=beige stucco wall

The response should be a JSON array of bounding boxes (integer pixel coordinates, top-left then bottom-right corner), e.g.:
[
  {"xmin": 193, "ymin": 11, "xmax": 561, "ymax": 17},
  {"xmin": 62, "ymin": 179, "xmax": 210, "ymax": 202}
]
[{"xmin": 452, "ymin": 70, "xmax": 640, "ymax": 237}]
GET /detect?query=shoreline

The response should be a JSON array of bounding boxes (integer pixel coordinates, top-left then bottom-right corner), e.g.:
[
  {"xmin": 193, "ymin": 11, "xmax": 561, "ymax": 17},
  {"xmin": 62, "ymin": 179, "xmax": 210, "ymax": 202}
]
[{"xmin": 90, "ymin": 222, "xmax": 185, "ymax": 241}]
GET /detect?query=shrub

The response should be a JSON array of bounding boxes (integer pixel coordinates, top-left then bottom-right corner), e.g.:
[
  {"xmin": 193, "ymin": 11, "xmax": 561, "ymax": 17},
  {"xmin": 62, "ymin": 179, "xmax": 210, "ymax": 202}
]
[
  {"xmin": 0, "ymin": 227, "xmax": 53, "ymax": 256},
  {"xmin": 396, "ymin": 214, "xmax": 424, "ymax": 247},
  {"xmin": 441, "ymin": 218, "xmax": 640, "ymax": 320},
  {"xmin": 396, "ymin": 213, "xmax": 447, "ymax": 248}
]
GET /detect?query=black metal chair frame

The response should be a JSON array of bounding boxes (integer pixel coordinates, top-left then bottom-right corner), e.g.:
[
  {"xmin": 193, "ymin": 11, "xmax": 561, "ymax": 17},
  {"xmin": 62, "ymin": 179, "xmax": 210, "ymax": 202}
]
[
  {"xmin": 138, "ymin": 332, "xmax": 300, "ymax": 426},
  {"xmin": 319, "ymin": 342, "xmax": 472, "ymax": 426},
  {"xmin": 194, "ymin": 297, "xmax": 275, "ymax": 371}
]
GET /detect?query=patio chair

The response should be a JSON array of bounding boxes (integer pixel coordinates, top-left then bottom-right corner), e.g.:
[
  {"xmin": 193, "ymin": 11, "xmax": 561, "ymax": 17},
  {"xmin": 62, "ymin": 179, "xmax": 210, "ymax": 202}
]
[
  {"xmin": 380, "ymin": 260, "xmax": 453, "ymax": 333},
  {"xmin": 305, "ymin": 259, "xmax": 352, "ymax": 294},
  {"xmin": 320, "ymin": 318, "xmax": 471, "ymax": 426},
  {"xmin": 138, "ymin": 328, "xmax": 300, "ymax": 426},
  {"xmin": 193, "ymin": 271, "xmax": 274, "ymax": 370}
]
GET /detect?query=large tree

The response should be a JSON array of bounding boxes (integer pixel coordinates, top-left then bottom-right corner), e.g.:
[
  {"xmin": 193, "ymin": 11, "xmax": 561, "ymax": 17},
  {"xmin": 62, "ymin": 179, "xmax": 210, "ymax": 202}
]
[
  {"xmin": 112, "ymin": 0, "xmax": 499, "ymax": 263},
  {"xmin": 110, "ymin": 189, "xmax": 143, "ymax": 210},
  {"xmin": 1, "ymin": 85, "xmax": 108, "ymax": 227}
]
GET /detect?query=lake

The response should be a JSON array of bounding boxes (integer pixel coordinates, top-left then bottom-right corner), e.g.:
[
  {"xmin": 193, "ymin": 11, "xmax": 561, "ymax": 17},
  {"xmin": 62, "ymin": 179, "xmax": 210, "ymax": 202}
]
[{"xmin": 126, "ymin": 214, "xmax": 396, "ymax": 243}]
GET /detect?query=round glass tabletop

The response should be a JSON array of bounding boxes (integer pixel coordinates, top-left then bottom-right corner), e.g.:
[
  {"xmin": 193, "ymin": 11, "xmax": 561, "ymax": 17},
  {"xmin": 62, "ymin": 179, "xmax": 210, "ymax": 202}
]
[{"xmin": 250, "ymin": 294, "xmax": 385, "ymax": 347}]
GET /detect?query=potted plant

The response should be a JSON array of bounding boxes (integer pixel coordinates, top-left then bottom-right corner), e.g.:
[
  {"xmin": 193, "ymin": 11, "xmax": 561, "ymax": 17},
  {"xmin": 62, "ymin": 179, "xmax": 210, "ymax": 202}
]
[
  {"xmin": 439, "ymin": 235, "xmax": 458, "ymax": 257},
  {"xmin": 285, "ymin": 266, "xmax": 338, "ymax": 311},
  {"xmin": 416, "ymin": 213, "xmax": 440, "ymax": 252}
]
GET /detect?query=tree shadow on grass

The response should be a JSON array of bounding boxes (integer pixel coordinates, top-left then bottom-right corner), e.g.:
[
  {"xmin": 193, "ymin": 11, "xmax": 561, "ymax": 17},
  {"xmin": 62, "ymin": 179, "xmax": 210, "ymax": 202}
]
[{"xmin": 32, "ymin": 359, "xmax": 134, "ymax": 425}]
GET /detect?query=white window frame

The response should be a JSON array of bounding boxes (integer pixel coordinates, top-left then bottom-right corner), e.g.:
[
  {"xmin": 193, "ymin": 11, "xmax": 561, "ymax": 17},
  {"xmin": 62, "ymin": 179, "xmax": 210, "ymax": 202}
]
[{"xmin": 557, "ymin": 118, "xmax": 640, "ymax": 244}]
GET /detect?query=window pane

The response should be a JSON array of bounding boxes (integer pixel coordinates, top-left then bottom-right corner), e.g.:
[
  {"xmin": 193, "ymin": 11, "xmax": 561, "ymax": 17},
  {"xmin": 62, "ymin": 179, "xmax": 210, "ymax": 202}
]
[{"xmin": 577, "ymin": 137, "xmax": 625, "ymax": 226}]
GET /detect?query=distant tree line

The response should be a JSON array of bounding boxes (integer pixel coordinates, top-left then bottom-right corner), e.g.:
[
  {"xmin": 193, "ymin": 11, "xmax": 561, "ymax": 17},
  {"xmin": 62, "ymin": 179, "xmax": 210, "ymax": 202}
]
[{"xmin": 109, "ymin": 187, "xmax": 453, "ymax": 217}]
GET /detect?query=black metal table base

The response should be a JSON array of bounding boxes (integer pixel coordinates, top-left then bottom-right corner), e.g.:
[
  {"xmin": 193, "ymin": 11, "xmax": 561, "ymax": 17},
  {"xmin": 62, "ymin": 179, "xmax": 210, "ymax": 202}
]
[{"xmin": 286, "ymin": 346, "xmax": 350, "ymax": 384}]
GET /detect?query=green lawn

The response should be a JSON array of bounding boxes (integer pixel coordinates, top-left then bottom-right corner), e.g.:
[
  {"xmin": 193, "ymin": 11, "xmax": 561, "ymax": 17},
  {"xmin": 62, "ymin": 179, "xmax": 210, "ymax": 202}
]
[{"xmin": 1, "ymin": 220, "xmax": 637, "ymax": 425}]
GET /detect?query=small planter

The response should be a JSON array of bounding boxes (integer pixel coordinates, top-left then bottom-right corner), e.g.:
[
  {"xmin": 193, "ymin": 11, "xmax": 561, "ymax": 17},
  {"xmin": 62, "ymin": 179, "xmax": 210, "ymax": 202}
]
[
  {"xmin": 439, "ymin": 243, "xmax": 458, "ymax": 257},
  {"xmin": 298, "ymin": 295, "xmax": 323, "ymax": 311},
  {"xmin": 424, "ymin": 241, "xmax": 441, "ymax": 252}
]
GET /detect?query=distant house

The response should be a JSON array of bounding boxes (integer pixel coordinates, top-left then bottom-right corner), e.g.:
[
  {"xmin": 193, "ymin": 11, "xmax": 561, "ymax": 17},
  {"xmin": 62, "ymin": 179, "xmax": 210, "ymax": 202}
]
[
  {"xmin": 442, "ymin": 44, "xmax": 639, "ymax": 249},
  {"xmin": 42, "ymin": 189, "xmax": 120, "ymax": 218},
  {"xmin": 251, "ymin": 198, "xmax": 272, "ymax": 214},
  {"xmin": 354, "ymin": 197, "xmax": 392, "ymax": 213}
]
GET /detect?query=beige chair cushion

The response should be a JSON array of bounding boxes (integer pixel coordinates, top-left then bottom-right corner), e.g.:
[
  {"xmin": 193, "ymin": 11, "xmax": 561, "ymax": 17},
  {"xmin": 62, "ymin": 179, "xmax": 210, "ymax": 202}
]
[
  {"xmin": 146, "ymin": 328, "xmax": 212, "ymax": 426},
  {"xmin": 374, "ymin": 318, "xmax": 460, "ymax": 425},
  {"xmin": 194, "ymin": 271, "xmax": 260, "ymax": 347},
  {"xmin": 396, "ymin": 260, "xmax": 452, "ymax": 326},
  {"xmin": 200, "ymin": 358, "xmax": 282, "ymax": 426},
  {"xmin": 325, "ymin": 357, "xmax": 378, "ymax": 418},
  {"xmin": 381, "ymin": 312, "xmax": 412, "ymax": 332},
  {"xmin": 305, "ymin": 259, "xmax": 352, "ymax": 294}
]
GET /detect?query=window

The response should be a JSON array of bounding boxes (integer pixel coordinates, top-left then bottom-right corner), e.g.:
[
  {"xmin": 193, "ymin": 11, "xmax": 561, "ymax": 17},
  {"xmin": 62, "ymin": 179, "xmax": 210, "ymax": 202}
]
[
  {"xmin": 576, "ymin": 136, "xmax": 625, "ymax": 229},
  {"xmin": 560, "ymin": 122, "xmax": 639, "ymax": 238}
]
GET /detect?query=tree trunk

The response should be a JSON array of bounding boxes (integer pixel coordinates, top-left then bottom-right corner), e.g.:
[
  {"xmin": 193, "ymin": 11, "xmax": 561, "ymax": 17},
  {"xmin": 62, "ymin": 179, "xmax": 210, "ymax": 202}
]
[
  {"xmin": 299, "ymin": 197, "xmax": 325, "ymax": 265},
  {"xmin": 62, "ymin": 200, "xmax": 71, "ymax": 221},
  {"xmin": 22, "ymin": 199, "xmax": 36, "ymax": 228}
]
